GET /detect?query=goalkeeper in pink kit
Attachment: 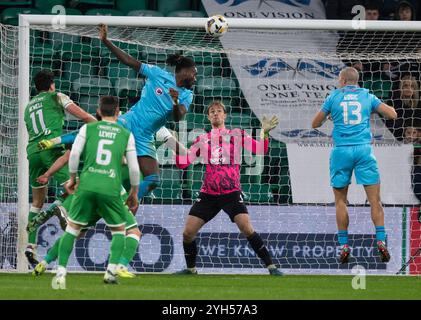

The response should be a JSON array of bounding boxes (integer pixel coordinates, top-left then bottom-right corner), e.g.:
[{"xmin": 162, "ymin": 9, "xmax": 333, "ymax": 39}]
[{"xmin": 174, "ymin": 101, "xmax": 283, "ymax": 276}]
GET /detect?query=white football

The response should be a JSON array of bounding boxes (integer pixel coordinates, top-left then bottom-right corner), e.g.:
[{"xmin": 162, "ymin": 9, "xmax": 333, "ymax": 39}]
[{"xmin": 205, "ymin": 15, "xmax": 228, "ymax": 37}]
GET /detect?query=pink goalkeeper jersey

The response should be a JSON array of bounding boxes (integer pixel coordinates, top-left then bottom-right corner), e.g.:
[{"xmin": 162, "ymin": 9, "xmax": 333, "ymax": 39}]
[{"xmin": 176, "ymin": 128, "xmax": 269, "ymax": 195}]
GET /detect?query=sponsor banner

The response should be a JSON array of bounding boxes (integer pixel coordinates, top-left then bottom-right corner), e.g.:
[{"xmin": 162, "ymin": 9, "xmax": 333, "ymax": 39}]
[
  {"xmin": 287, "ymin": 143, "xmax": 418, "ymax": 205},
  {"xmin": 28, "ymin": 204, "xmax": 403, "ymax": 275},
  {"xmin": 201, "ymin": 0, "xmax": 396, "ymax": 143},
  {"xmin": 409, "ymin": 207, "xmax": 421, "ymax": 275}
]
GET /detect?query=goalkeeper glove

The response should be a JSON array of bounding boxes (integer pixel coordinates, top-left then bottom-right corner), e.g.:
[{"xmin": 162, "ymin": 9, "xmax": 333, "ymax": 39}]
[
  {"xmin": 261, "ymin": 115, "xmax": 279, "ymax": 139},
  {"xmin": 38, "ymin": 139, "xmax": 55, "ymax": 150}
]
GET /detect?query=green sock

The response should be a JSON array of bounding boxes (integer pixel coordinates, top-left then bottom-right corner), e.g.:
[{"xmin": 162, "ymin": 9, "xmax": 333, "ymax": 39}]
[
  {"xmin": 58, "ymin": 232, "xmax": 76, "ymax": 267},
  {"xmin": 109, "ymin": 233, "xmax": 125, "ymax": 265},
  {"xmin": 45, "ymin": 237, "xmax": 61, "ymax": 264},
  {"xmin": 28, "ymin": 208, "xmax": 40, "ymax": 244},
  {"xmin": 119, "ymin": 235, "xmax": 140, "ymax": 267}
]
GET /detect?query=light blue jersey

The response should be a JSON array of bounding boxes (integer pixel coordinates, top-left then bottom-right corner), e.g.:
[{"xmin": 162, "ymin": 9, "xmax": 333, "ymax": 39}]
[
  {"xmin": 118, "ymin": 64, "xmax": 193, "ymax": 157},
  {"xmin": 321, "ymin": 85, "xmax": 382, "ymax": 146},
  {"xmin": 322, "ymin": 85, "xmax": 382, "ymax": 188}
]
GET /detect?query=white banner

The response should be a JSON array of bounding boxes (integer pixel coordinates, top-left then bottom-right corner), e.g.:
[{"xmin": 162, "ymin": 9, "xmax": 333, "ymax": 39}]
[
  {"xmin": 202, "ymin": 0, "xmax": 396, "ymax": 143},
  {"xmin": 287, "ymin": 143, "xmax": 418, "ymax": 204},
  {"xmin": 0, "ymin": 204, "xmax": 398, "ymax": 275}
]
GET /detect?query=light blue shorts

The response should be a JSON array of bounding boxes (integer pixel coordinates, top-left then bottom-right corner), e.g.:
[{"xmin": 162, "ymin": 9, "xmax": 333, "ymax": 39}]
[
  {"xmin": 329, "ymin": 144, "xmax": 380, "ymax": 188},
  {"xmin": 118, "ymin": 114, "xmax": 157, "ymax": 159}
]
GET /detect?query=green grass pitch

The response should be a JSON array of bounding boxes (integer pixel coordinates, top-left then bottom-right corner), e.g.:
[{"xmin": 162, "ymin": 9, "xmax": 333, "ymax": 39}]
[{"xmin": 1, "ymin": 273, "xmax": 421, "ymax": 300}]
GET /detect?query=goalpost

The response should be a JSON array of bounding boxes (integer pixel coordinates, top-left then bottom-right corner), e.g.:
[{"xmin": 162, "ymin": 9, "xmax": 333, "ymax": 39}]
[{"xmin": 2, "ymin": 15, "xmax": 421, "ymax": 274}]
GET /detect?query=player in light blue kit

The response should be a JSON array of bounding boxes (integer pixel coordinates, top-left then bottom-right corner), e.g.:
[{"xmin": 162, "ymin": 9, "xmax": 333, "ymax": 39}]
[
  {"xmin": 99, "ymin": 24, "xmax": 196, "ymax": 200},
  {"xmin": 312, "ymin": 67, "xmax": 397, "ymax": 264}
]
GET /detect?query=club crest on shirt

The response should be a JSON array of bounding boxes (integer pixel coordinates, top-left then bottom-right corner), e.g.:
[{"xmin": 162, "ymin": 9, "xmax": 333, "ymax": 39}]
[{"xmin": 155, "ymin": 87, "xmax": 163, "ymax": 95}]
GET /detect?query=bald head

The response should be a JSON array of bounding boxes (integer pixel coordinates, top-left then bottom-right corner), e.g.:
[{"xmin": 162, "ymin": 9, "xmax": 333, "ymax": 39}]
[{"xmin": 339, "ymin": 67, "xmax": 359, "ymax": 87}]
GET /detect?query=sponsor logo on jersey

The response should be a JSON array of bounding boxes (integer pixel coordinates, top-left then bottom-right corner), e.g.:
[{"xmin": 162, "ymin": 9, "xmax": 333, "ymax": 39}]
[{"xmin": 156, "ymin": 87, "xmax": 163, "ymax": 95}]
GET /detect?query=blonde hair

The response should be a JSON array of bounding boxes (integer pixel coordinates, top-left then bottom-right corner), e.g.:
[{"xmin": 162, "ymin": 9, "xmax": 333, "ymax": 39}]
[
  {"xmin": 206, "ymin": 100, "xmax": 226, "ymax": 114},
  {"xmin": 400, "ymin": 75, "xmax": 420, "ymax": 108}
]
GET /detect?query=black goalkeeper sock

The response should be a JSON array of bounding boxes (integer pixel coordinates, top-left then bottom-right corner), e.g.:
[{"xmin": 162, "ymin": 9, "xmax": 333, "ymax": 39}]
[
  {"xmin": 247, "ymin": 232, "xmax": 273, "ymax": 267},
  {"xmin": 183, "ymin": 240, "xmax": 197, "ymax": 269}
]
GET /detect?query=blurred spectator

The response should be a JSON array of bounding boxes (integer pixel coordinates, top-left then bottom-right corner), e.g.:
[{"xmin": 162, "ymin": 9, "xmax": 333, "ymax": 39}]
[
  {"xmin": 387, "ymin": 47, "xmax": 421, "ymax": 81},
  {"xmin": 325, "ymin": 0, "xmax": 365, "ymax": 20},
  {"xmin": 404, "ymin": 121, "xmax": 421, "ymax": 202},
  {"xmin": 395, "ymin": 0, "xmax": 417, "ymax": 20},
  {"xmin": 382, "ymin": 0, "xmax": 400, "ymax": 19},
  {"xmin": 385, "ymin": 75, "xmax": 421, "ymax": 140},
  {"xmin": 365, "ymin": 0, "xmax": 382, "ymax": 20}
]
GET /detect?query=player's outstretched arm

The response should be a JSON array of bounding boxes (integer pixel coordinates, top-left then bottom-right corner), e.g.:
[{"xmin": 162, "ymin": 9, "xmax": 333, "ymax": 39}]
[
  {"xmin": 175, "ymin": 136, "xmax": 203, "ymax": 169},
  {"xmin": 156, "ymin": 126, "xmax": 188, "ymax": 156},
  {"xmin": 67, "ymin": 125, "xmax": 87, "ymax": 194},
  {"xmin": 99, "ymin": 23, "xmax": 141, "ymax": 72},
  {"xmin": 125, "ymin": 134, "xmax": 140, "ymax": 213},
  {"xmin": 36, "ymin": 151, "xmax": 70, "ymax": 185},
  {"xmin": 57, "ymin": 93, "xmax": 96, "ymax": 123},
  {"xmin": 312, "ymin": 111, "xmax": 328, "ymax": 129},
  {"xmin": 377, "ymin": 103, "xmax": 398, "ymax": 120}
]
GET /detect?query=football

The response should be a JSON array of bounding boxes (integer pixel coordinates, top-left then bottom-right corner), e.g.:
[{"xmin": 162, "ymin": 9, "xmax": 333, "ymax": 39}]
[{"xmin": 205, "ymin": 15, "xmax": 228, "ymax": 37}]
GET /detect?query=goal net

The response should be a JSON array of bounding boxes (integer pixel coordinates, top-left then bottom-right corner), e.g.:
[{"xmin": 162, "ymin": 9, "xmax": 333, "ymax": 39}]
[{"xmin": 2, "ymin": 16, "xmax": 421, "ymax": 274}]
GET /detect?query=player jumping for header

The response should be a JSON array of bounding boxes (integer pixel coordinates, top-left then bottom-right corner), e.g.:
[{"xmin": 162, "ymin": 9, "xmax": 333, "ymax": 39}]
[{"xmin": 311, "ymin": 67, "xmax": 397, "ymax": 264}]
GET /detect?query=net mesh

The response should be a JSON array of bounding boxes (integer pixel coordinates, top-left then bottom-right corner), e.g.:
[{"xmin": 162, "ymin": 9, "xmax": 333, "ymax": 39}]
[{"xmin": 2, "ymin": 22, "xmax": 421, "ymax": 274}]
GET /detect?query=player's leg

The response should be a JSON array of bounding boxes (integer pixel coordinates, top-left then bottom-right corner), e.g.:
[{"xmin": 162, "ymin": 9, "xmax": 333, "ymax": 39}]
[
  {"xmin": 97, "ymin": 194, "xmax": 128, "ymax": 284},
  {"xmin": 223, "ymin": 191, "xmax": 283, "ymax": 276},
  {"xmin": 333, "ymin": 186, "xmax": 351, "ymax": 263},
  {"xmin": 174, "ymin": 215, "xmax": 206, "ymax": 275},
  {"xmin": 116, "ymin": 204, "xmax": 142, "ymax": 278},
  {"xmin": 27, "ymin": 193, "xmax": 73, "ymax": 233},
  {"xmin": 53, "ymin": 190, "xmax": 94, "ymax": 288},
  {"xmin": 330, "ymin": 146, "xmax": 353, "ymax": 263},
  {"xmin": 138, "ymin": 155, "xmax": 160, "ymax": 200},
  {"xmin": 355, "ymin": 144, "xmax": 390, "ymax": 262},
  {"xmin": 364, "ymin": 184, "xmax": 390, "ymax": 262},
  {"xmin": 26, "ymin": 152, "xmax": 48, "ymax": 266},
  {"xmin": 174, "ymin": 193, "xmax": 219, "ymax": 274}
]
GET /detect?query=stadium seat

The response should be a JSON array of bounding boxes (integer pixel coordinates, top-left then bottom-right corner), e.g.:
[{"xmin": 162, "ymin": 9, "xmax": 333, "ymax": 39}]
[
  {"xmin": 241, "ymin": 183, "xmax": 274, "ymax": 204},
  {"xmin": 127, "ymin": 9, "xmax": 163, "ymax": 16},
  {"xmin": 184, "ymin": 164, "xmax": 205, "ymax": 200},
  {"xmin": 106, "ymin": 61, "xmax": 140, "ymax": 86},
  {"xmin": 184, "ymin": 50, "xmax": 223, "ymax": 65},
  {"xmin": 184, "ymin": 112, "xmax": 209, "ymax": 131},
  {"xmin": 72, "ymin": 77, "xmax": 114, "ymax": 96},
  {"xmin": 225, "ymin": 113, "xmax": 261, "ymax": 128},
  {"xmin": 1, "ymin": 8, "xmax": 42, "ymax": 26},
  {"xmin": 60, "ymin": 43, "xmax": 99, "ymax": 61},
  {"xmin": 195, "ymin": 76, "xmax": 240, "ymax": 110},
  {"xmin": 114, "ymin": 78, "xmax": 145, "ymax": 98},
  {"xmin": 150, "ymin": 166, "xmax": 183, "ymax": 203},
  {"xmin": 143, "ymin": 47, "xmax": 177, "ymax": 63},
  {"xmin": 34, "ymin": 0, "xmax": 65, "ymax": 14},
  {"xmin": 0, "ymin": 0, "xmax": 31, "ymax": 6},
  {"xmin": 84, "ymin": 8, "xmax": 123, "ymax": 16},
  {"xmin": 157, "ymin": 0, "xmax": 191, "ymax": 16},
  {"xmin": 61, "ymin": 61, "xmax": 99, "ymax": 87},
  {"xmin": 166, "ymin": 10, "xmax": 205, "ymax": 17},
  {"xmin": 74, "ymin": 0, "xmax": 114, "ymax": 7},
  {"xmin": 115, "ymin": 0, "xmax": 147, "ymax": 15}
]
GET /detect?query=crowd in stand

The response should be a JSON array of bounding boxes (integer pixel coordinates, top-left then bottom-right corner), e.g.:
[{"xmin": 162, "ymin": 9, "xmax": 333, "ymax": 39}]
[{"xmin": 325, "ymin": 0, "xmax": 421, "ymax": 201}]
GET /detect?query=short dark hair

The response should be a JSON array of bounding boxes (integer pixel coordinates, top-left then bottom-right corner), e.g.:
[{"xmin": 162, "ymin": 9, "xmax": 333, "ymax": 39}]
[
  {"xmin": 365, "ymin": 0, "xmax": 381, "ymax": 11},
  {"xmin": 166, "ymin": 53, "xmax": 195, "ymax": 73},
  {"xmin": 99, "ymin": 96, "xmax": 119, "ymax": 117},
  {"xmin": 34, "ymin": 70, "xmax": 54, "ymax": 92},
  {"xmin": 206, "ymin": 100, "xmax": 226, "ymax": 114}
]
